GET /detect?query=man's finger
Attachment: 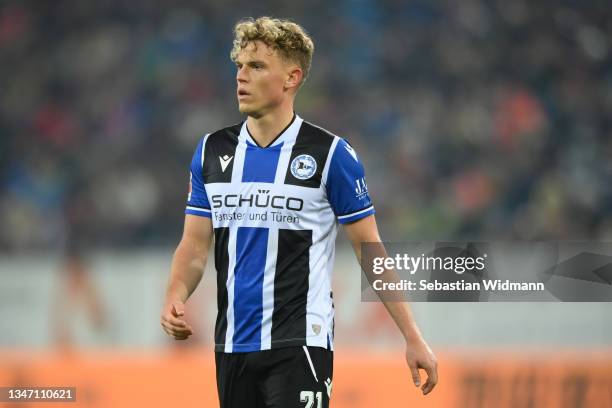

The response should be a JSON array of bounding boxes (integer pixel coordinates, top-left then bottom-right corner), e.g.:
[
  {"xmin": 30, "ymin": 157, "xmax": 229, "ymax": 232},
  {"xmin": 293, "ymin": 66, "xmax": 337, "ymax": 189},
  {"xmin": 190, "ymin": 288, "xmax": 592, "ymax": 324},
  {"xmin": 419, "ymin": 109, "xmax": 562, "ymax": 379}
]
[
  {"xmin": 161, "ymin": 321, "xmax": 179, "ymax": 336},
  {"xmin": 407, "ymin": 361, "xmax": 421, "ymax": 387},
  {"xmin": 162, "ymin": 314, "xmax": 187, "ymax": 328},
  {"xmin": 161, "ymin": 324, "xmax": 172, "ymax": 336},
  {"xmin": 168, "ymin": 325, "xmax": 193, "ymax": 336},
  {"xmin": 174, "ymin": 333, "xmax": 190, "ymax": 340},
  {"xmin": 161, "ymin": 320, "xmax": 193, "ymax": 336},
  {"xmin": 172, "ymin": 301, "xmax": 185, "ymax": 317},
  {"xmin": 421, "ymin": 363, "xmax": 438, "ymax": 395}
]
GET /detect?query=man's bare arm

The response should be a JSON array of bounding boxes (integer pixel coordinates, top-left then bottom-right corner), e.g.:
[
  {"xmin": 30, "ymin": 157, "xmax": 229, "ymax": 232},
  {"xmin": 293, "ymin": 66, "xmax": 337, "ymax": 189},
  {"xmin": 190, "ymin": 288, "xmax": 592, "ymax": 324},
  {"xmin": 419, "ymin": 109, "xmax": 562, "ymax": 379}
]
[
  {"xmin": 343, "ymin": 215, "xmax": 439, "ymax": 395},
  {"xmin": 160, "ymin": 215, "xmax": 213, "ymax": 340}
]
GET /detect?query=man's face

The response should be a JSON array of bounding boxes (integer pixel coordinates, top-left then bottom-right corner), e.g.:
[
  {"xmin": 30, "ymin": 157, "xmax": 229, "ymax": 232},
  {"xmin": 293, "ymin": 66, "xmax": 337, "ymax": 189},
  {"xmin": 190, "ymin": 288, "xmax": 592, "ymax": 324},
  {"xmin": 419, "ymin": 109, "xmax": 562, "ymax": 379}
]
[{"xmin": 235, "ymin": 41, "xmax": 295, "ymax": 117}]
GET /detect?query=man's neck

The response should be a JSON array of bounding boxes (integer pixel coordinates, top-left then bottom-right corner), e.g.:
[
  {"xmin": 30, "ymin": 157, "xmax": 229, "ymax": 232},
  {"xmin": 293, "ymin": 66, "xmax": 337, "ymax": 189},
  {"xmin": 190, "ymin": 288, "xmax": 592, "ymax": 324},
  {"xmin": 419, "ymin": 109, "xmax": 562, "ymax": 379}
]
[{"xmin": 246, "ymin": 106, "xmax": 295, "ymax": 147}]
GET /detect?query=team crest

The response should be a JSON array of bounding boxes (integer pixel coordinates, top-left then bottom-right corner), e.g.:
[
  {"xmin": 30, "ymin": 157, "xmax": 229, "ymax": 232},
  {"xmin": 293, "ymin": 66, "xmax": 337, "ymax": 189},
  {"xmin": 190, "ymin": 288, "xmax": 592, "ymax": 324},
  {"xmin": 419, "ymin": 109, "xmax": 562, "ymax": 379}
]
[{"xmin": 290, "ymin": 155, "xmax": 317, "ymax": 180}]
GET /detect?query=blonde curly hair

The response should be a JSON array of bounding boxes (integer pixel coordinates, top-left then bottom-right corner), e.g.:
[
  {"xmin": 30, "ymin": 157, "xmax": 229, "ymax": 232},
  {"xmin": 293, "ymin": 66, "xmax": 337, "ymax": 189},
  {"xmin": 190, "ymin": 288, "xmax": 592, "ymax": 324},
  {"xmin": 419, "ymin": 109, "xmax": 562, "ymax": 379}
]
[{"xmin": 230, "ymin": 17, "xmax": 315, "ymax": 85}]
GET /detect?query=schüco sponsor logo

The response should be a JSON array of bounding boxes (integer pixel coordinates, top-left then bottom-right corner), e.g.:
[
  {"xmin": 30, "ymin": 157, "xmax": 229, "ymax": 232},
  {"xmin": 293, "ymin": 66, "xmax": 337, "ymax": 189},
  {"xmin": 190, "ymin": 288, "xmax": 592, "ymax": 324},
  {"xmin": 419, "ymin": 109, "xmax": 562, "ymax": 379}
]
[{"xmin": 211, "ymin": 189, "xmax": 304, "ymax": 211}]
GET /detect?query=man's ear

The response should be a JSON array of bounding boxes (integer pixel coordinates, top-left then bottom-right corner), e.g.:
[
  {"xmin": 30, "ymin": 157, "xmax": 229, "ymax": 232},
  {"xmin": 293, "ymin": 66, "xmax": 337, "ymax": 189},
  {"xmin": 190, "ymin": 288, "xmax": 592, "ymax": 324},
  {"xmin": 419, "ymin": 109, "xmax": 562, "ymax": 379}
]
[{"xmin": 285, "ymin": 67, "xmax": 303, "ymax": 91}]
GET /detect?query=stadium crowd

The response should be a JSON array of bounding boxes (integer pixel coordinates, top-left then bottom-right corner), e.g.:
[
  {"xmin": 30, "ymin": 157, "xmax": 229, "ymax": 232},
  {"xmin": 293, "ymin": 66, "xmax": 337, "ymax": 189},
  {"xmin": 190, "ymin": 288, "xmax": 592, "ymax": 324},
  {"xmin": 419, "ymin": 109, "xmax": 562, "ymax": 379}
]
[{"xmin": 1, "ymin": 0, "xmax": 611, "ymax": 252}]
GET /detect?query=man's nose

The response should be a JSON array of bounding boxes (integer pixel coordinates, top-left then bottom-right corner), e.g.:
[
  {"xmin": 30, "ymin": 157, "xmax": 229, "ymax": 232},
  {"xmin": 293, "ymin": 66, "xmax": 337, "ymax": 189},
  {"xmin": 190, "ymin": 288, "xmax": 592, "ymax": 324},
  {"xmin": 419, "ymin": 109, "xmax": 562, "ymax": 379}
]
[{"xmin": 237, "ymin": 66, "xmax": 248, "ymax": 82}]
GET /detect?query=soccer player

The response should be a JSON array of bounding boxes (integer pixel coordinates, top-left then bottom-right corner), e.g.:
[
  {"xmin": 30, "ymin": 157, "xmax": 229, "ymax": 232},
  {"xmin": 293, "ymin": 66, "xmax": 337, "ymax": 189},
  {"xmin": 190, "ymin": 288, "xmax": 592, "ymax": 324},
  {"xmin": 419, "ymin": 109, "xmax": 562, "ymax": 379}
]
[{"xmin": 161, "ymin": 16, "xmax": 438, "ymax": 407}]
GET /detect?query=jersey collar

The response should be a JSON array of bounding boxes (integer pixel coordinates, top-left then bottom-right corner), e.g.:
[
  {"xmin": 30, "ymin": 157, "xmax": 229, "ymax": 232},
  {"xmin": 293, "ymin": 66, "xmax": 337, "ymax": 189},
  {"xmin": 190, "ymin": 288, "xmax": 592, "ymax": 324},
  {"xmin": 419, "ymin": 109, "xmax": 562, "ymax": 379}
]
[{"xmin": 240, "ymin": 113, "xmax": 303, "ymax": 148}]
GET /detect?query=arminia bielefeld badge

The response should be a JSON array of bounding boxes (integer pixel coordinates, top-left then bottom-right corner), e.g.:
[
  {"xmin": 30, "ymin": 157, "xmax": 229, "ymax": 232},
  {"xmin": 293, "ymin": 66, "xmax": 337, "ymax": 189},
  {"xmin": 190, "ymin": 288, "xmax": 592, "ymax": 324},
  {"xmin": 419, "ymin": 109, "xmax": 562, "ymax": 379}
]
[{"xmin": 291, "ymin": 154, "xmax": 317, "ymax": 180}]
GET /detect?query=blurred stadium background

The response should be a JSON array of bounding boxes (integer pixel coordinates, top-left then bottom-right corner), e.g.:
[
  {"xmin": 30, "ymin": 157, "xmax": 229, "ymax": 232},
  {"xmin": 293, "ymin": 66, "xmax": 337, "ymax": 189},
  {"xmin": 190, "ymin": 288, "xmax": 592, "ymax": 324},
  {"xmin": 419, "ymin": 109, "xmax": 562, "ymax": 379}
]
[{"xmin": 1, "ymin": 1, "xmax": 612, "ymax": 407}]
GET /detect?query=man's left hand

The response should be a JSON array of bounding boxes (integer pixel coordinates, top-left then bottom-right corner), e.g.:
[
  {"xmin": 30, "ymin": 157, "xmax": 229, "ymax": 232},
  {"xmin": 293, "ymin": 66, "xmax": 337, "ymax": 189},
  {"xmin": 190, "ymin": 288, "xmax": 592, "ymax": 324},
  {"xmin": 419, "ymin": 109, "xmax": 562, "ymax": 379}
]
[{"xmin": 405, "ymin": 338, "xmax": 438, "ymax": 395}]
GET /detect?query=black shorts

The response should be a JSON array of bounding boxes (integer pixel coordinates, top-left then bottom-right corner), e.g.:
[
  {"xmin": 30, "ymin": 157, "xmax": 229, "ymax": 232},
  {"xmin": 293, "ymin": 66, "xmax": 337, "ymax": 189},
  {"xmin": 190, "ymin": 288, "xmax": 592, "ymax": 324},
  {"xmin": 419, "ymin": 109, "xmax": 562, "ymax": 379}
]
[{"xmin": 215, "ymin": 346, "xmax": 333, "ymax": 408}]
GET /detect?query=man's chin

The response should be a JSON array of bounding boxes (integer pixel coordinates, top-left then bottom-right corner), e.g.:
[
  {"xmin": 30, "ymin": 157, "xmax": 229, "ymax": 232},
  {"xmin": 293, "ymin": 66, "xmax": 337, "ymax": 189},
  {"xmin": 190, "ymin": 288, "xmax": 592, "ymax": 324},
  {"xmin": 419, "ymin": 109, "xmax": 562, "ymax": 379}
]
[
  {"xmin": 238, "ymin": 103, "xmax": 250, "ymax": 114},
  {"xmin": 238, "ymin": 104, "xmax": 260, "ymax": 117}
]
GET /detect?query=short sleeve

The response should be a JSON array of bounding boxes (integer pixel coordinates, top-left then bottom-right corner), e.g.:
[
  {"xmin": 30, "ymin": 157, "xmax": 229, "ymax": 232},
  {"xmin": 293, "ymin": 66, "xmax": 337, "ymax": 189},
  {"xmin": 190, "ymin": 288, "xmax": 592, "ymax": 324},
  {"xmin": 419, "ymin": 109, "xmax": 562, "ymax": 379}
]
[
  {"xmin": 325, "ymin": 138, "xmax": 375, "ymax": 224},
  {"xmin": 185, "ymin": 135, "xmax": 212, "ymax": 218}
]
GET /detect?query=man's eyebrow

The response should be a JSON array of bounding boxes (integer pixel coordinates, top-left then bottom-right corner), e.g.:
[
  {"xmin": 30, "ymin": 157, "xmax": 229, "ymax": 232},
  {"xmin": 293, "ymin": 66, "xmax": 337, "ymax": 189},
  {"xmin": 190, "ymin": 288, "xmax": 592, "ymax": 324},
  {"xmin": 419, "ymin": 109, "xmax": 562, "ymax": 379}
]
[{"xmin": 235, "ymin": 59, "xmax": 266, "ymax": 65}]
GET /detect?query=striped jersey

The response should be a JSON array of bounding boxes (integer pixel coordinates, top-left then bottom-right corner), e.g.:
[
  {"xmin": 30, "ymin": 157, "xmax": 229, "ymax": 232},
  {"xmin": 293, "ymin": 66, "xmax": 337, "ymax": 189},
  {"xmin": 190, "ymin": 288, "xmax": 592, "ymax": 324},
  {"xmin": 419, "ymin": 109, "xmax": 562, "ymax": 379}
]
[{"xmin": 185, "ymin": 114, "xmax": 374, "ymax": 353}]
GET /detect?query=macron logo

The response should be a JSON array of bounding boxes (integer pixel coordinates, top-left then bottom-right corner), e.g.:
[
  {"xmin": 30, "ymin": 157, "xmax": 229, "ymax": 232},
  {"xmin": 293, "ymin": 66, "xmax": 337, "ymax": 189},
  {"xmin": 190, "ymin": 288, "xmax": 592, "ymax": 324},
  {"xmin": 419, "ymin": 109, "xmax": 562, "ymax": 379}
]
[
  {"xmin": 344, "ymin": 144, "xmax": 358, "ymax": 162},
  {"xmin": 324, "ymin": 378, "xmax": 333, "ymax": 399},
  {"xmin": 219, "ymin": 155, "xmax": 233, "ymax": 172}
]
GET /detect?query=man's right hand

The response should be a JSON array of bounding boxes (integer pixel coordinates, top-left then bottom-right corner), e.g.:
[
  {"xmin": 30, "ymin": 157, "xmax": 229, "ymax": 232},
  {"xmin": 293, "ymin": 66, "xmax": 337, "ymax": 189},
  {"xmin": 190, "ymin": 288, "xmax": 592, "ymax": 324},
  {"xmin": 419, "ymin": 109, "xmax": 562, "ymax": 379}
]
[{"xmin": 160, "ymin": 300, "xmax": 194, "ymax": 340}]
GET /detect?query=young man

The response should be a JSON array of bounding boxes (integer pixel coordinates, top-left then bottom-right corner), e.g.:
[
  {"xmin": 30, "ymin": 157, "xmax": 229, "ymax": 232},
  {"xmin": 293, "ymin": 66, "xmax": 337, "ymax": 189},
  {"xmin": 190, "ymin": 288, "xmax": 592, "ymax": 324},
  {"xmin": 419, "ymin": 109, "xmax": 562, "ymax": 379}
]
[{"xmin": 161, "ymin": 16, "xmax": 437, "ymax": 407}]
